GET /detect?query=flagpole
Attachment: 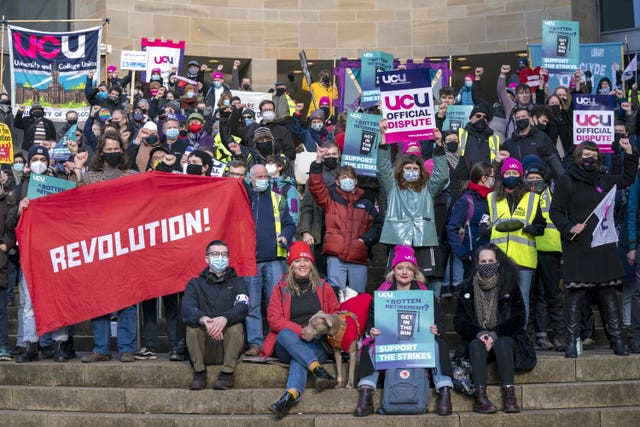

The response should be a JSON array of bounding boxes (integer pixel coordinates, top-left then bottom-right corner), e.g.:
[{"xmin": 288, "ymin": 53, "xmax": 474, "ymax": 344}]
[
  {"xmin": 0, "ymin": 15, "xmax": 5, "ymax": 94},
  {"xmin": 569, "ymin": 186, "xmax": 616, "ymax": 241}
]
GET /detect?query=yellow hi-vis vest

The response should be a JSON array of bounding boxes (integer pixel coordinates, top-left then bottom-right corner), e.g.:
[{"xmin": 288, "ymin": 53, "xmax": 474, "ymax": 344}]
[
  {"xmin": 286, "ymin": 94, "xmax": 296, "ymax": 116},
  {"xmin": 488, "ymin": 191, "xmax": 540, "ymax": 269},
  {"xmin": 458, "ymin": 129, "xmax": 500, "ymax": 160},
  {"xmin": 535, "ymin": 188, "xmax": 562, "ymax": 253},
  {"xmin": 270, "ymin": 191, "xmax": 287, "ymax": 258}
]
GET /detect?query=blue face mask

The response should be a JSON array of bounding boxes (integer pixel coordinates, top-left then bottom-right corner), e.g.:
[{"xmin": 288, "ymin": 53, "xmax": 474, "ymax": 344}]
[
  {"xmin": 310, "ymin": 122, "xmax": 323, "ymax": 132},
  {"xmin": 213, "ymin": 81, "xmax": 222, "ymax": 89},
  {"xmin": 339, "ymin": 178, "xmax": 356, "ymax": 192},
  {"xmin": 254, "ymin": 178, "xmax": 269, "ymax": 192},
  {"xmin": 209, "ymin": 256, "xmax": 228, "ymax": 273},
  {"xmin": 244, "ymin": 118, "xmax": 255, "ymax": 126},
  {"xmin": 98, "ymin": 91, "xmax": 108, "ymax": 99},
  {"xmin": 165, "ymin": 128, "xmax": 179, "ymax": 140},
  {"xmin": 402, "ymin": 169, "xmax": 420, "ymax": 182},
  {"xmin": 465, "ymin": 80, "xmax": 473, "ymax": 88},
  {"xmin": 13, "ymin": 163, "xmax": 24, "ymax": 172},
  {"xmin": 502, "ymin": 176, "xmax": 521, "ymax": 189}
]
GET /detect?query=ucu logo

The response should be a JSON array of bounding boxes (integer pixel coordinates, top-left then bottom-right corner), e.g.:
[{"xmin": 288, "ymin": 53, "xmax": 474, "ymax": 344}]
[
  {"xmin": 575, "ymin": 97, "xmax": 598, "ymax": 106},
  {"xmin": 378, "ymin": 292, "xmax": 394, "ymax": 297},
  {"xmin": 14, "ymin": 33, "xmax": 86, "ymax": 59},
  {"xmin": 381, "ymin": 73, "xmax": 406, "ymax": 84},
  {"xmin": 154, "ymin": 56, "xmax": 174, "ymax": 64},
  {"xmin": 385, "ymin": 93, "xmax": 431, "ymax": 110}
]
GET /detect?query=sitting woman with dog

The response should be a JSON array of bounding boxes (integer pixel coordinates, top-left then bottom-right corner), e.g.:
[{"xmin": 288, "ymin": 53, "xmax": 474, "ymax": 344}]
[
  {"xmin": 354, "ymin": 245, "xmax": 454, "ymax": 417},
  {"xmin": 259, "ymin": 241, "xmax": 340, "ymax": 419},
  {"xmin": 453, "ymin": 243, "xmax": 536, "ymax": 414}
]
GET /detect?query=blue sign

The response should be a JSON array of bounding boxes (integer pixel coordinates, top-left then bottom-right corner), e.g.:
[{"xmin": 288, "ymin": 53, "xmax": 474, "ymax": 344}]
[
  {"xmin": 360, "ymin": 51, "xmax": 394, "ymax": 107},
  {"xmin": 374, "ymin": 290, "xmax": 435, "ymax": 369},
  {"xmin": 342, "ymin": 112, "xmax": 381, "ymax": 177},
  {"xmin": 541, "ymin": 20, "xmax": 580, "ymax": 71}
]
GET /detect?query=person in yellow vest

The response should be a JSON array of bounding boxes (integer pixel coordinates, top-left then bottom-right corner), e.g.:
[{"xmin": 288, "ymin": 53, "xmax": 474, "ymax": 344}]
[
  {"xmin": 522, "ymin": 155, "xmax": 565, "ymax": 352},
  {"xmin": 486, "ymin": 157, "xmax": 546, "ymax": 328},
  {"xmin": 272, "ymin": 81, "xmax": 297, "ymax": 123},
  {"xmin": 301, "ymin": 69, "xmax": 338, "ymax": 119}
]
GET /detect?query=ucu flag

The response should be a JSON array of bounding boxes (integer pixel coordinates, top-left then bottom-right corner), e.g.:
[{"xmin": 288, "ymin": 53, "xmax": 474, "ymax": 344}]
[{"xmin": 10, "ymin": 26, "xmax": 100, "ymax": 64}]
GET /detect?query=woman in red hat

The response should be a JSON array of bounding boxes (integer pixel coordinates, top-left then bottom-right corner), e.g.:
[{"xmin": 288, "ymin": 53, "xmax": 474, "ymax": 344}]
[{"xmin": 261, "ymin": 241, "xmax": 340, "ymax": 419}]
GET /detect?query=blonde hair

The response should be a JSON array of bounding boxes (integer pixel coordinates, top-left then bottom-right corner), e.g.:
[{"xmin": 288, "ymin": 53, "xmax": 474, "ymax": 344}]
[
  {"xmin": 287, "ymin": 264, "xmax": 321, "ymax": 296},
  {"xmin": 385, "ymin": 263, "xmax": 426, "ymax": 285}
]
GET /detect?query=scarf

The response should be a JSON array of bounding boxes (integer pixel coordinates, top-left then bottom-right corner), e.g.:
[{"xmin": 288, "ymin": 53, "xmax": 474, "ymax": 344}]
[
  {"xmin": 472, "ymin": 272, "xmax": 499, "ymax": 330},
  {"xmin": 468, "ymin": 181, "xmax": 492, "ymax": 199},
  {"xmin": 445, "ymin": 149, "xmax": 460, "ymax": 169},
  {"xmin": 567, "ymin": 163, "xmax": 598, "ymax": 186}
]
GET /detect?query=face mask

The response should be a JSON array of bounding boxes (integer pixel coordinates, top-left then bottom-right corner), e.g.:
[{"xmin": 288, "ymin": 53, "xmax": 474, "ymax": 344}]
[
  {"xmin": 581, "ymin": 157, "xmax": 597, "ymax": 172},
  {"xmin": 145, "ymin": 134, "xmax": 159, "ymax": 145},
  {"xmin": 516, "ymin": 118, "xmax": 530, "ymax": 130},
  {"xmin": 256, "ymin": 141, "xmax": 273, "ymax": 156},
  {"xmin": 186, "ymin": 163, "xmax": 203, "ymax": 175},
  {"xmin": 150, "ymin": 89, "xmax": 159, "ymax": 96},
  {"xmin": 242, "ymin": 83, "xmax": 251, "ymax": 90},
  {"xmin": 339, "ymin": 178, "xmax": 356, "ymax": 192},
  {"xmin": 244, "ymin": 117, "xmax": 255, "ymax": 126},
  {"xmin": 30, "ymin": 160, "xmax": 47, "ymax": 174},
  {"xmin": 614, "ymin": 132, "xmax": 626, "ymax": 142},
  {"xmin": 310, "ymin": 122, "xmax": 323, "ymax": 132},
  {"xmin": 471, "ymin": 119, "xmax": 487, "ymax": 133},
  {"xmin": 13, "ymin": 163, "xmax": 24, "ymax": 172},
  {"xmin": 179, "ymin": 129, "xmax": 188, "ymax": 137},
  {"xmin": 103, "ymin": 152, "xmax": 122, "ymax": 167},
  {"xmin": 108, "ymin": 95, "xmax": 118, "ymax": 102},
  {"xmin": 502, "ymin": 176, "xmax": 521, "ymax": 189},
  {"xmin": 322, "ymin": 76, "xmax": 330, "ymax": 84},
  {"xmin": 0, "ymin": 99, "xmax": 8, "ymax": 105},
  {"xmin": 320, "ymin": 106, "xmax": 330, "ymax": 118},
  {"xmin": 68, "ymin": 118, "xmax": 78, "ymax": 125},
  {"xmin": 186, "ymin": 91, "xmax": 195, "ymax": 98},
  {"xmin": 446, "ymin": 141, "xmax": 459, "ymax": 153},
  {"xmin": 536, "ymin": 123, "xmax": 547, "ymax": 132},
  {"xmin": 98, "ymin": 91, "xmax": 108, "ymax": 99},
  {"xmin": 31, "ymin": 110, "xmax": 44, "ymax": 119},
  {"xmin": 465, "ymin": 80, "xmax": 473, "ymax": 88},
  {"xmin": 188, "ymin": 67, "xmax": 198, "ymax": 75},
  {"xmin": 265, "ymin": 163, "xmax": 278, "ymax": 177},
  {"xmin": 133, "ymin": 113, "xmax": 143, "ymax": 122},
  {"xmin": 275, "ymin": 88, "xmax": 285, "ymax": 96},
  {"xmin": 166, "ymin": 128, "xmax": 179, "ymax": 140},
  {"xmin": 477, "ymin": 262, "xmax": 500, "ymax": 278},
  {"xmin": 151, "ymin": 75, "xmax": 161, "ymax": 81},
  {"xmin": 213, "ymin": 81, "xmax": 222, "ymax": 89},
  {"xmin": 526, "ymin": 179, "xmax": 547, "ymax": 194},
  {"xmin": 323, "ymin": 157, "xmax": 338, "ymax": 170},
  {"xmin": 550, "ymin": 105, "xmax": 561, "ymax": 115},
  {"xmin": 223, "ymin": 99, "xmax": 230, "ymax": 106},
  {"xmin": 598, "ymin": 87, "xmax": 610, "ymax": 94},
  {"xmin": 403, "ymin": 169, "xmax": 420, "ymax": 182},
  {"xmin": 261, "ymin": 110, "xmax": 275, "ymax": 122},
  {"xmin": 486, "ymin": 177, "xmax": 495, "ymax": 188},
  {"xmin": 209, "ymin": 256, "xmax": 228, "ymax": 272},
  {"xmin": 254, "ymin": 178, "xmax": 269, "ymax": 192},
  {"xmin": 188, "ymin": 122, "xmax": 202, "ymax": 133}
]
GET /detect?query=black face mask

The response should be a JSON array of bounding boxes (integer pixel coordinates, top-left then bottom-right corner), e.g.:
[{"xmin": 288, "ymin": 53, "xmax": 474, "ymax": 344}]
[
  {"xmin": 31, "ymin": 110, "xmax": 44, "ymax": 119},
  {"xmin": 103, "ymin": 152, "xmax": 122, "ymax": 167},
  {"xmin": 275, "ymin": 88, "xmax": 285, "ymax": 96},
  {"xmin": 179, "ymin": 129, "xmax": 188, "ymax": 137},
  {"xmin": 536, "ymin": 123, "xmax": 547, "ymax": 132},
  {"xmin": 320, "ymin": 106, "xmax": 330, "ymax": 119},
  {"xmin": 186, "ymin": 164, "xmax": 203, "ymax": 175},
  {"xmin": 323, "ymin": 157, "xmax": 338, "ymax": 170},
  {"xmin": 0, "ymin": 99, "xmax": 8, "ymax": 105},
  {"xmin": 242, "ymin": 83, "xmax": 251, "ymax": 90},
  {"xmin": 145, "ymin": 134, "xmax": 159, "ymax": 145},
  {"xmin": 471, "ymin": 119, "xmax": 487, "ymax": 133},
  {"xmin": 68, "ymin": 118, "xmax": 78, "ymax": 125},
  {"xmin": 516, "ymin": 118, "xmax": 530, "ymax": 131},
  {"xmin": 550, "ymin": 105, "xmax": 561, "ymax": 115},
  {"xmin": 580, "ymin": 157, "xmax": 597, "ymax": 172},
  {"xmin": 256, "ymin": 141, "xmax": 273, "ymax": 156},
  {"xmin": 322, "ymin": 76, "xmax": 330, "ymax": 84},
  {"xmin": 614, "ymin": 132, "xmax": 626, "ymax": 142},
  {"xmin": 445, "ymin": 141, "xmax": 459, "ymax": 153}
]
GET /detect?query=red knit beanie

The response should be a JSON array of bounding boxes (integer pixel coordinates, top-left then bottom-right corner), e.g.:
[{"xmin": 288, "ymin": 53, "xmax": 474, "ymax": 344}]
[{"xmin": 287, "ymin": 241, "xmax": 314, "ymax": 266}]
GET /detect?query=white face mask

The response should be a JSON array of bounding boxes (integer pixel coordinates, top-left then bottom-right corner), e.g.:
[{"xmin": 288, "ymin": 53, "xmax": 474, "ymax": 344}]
[
  {"xmin": 30, "ymin": 160, "xmax": 48, "ymax": 175},
  {"xmin": 261, "ymin": 110, "xmax": 275, "ymax": 122},
  {"xmin": 265, "ymin": 163, "xmax": 278, "ymax": 177}
]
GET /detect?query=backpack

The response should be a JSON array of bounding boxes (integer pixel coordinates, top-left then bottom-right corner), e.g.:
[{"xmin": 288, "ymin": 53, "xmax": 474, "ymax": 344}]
[{"xmin": 379, "ymin": 367, "xmax": 430, "ymax": 415}]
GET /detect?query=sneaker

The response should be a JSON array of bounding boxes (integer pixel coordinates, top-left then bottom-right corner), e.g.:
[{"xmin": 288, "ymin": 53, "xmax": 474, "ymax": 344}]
[
  {"xmin": 344, "ymin": 287, "xmax": 359, "ymax": 302},
  {"xmin": 582, "ymin": 338, "xmax": 596, "ymax": 349},
  {"xmin": 135, "ymin": 347, "xmax": 157, "ymax": 360},
  {"xmin": 0, "ymin": 346, "xmax": 12, "ymax": 361},
  {"xmin": 535, "ymin": 337, "xmax": 555, "ymax": 350},
  {"xmin": 212, "ymin": 372, "xmax": 235, "ymax": 390},
  {"xmin": 81, "ymin": 352, "xmax": 111, "ymax": 363},
  {"xmin": 120, "ymin": 352, "xmax": 135, "ymax": 363},
  {"xmin": 169, "ymin": 346, "xmax": 188, "ymax": 362},
  {"xmin": 244, "ymin": 345, "xmax": 261, "ymax": 357}
]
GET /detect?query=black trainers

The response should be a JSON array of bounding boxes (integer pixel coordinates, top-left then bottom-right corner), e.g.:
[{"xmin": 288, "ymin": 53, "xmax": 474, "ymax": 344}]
[
  {"xmin": 169, "ymin": 338, "xmax": 188, "ymax": 361},
  {"xmin": 535, "ymin": 337, "xmax": 555, "ymax": 350}
]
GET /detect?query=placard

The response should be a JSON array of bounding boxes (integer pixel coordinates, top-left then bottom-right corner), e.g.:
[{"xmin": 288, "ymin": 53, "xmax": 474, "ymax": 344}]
[
  {"xmin": 27, "ymin": 173, "xmax": 77, "ymax": 200},
  {"xmin": 541, "ymin": 20, "xmax": 580, "ymax": 72},
  {"xmin": 360, "ymin": 51, "xmax": 394, "ymax": 107},
  {"xmin": 120, "ymin": 50, "xmax": 148, "ymax": 71},
  {"xmin": 573, "ymin": 94, "xmax": 615, "ymax": 154},
  {"xmin": 0, "ymin": 123, "xmax": 14, "ymax": 164},
  {"xmin": 442, "ymin": 105, "xmax": 474, "ymax": 133},
  {"xmin": 342, "ymin": 112, "xmax": 381, "ymax": 177}
]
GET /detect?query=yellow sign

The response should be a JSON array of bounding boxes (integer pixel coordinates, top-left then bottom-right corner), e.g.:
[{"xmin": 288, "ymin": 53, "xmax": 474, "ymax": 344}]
[{"xmin": 0, "ymin": 123, "xmax": 14, "ymax": 164}]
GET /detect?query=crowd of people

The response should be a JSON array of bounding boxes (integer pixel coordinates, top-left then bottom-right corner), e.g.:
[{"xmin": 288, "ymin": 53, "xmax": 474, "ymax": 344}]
[{"xmin": 0, "ymin": 55, "xmax": 639, "ymax": 417}]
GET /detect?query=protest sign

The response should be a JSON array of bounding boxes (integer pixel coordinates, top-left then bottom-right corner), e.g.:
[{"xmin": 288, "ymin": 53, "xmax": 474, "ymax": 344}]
[
  {"xmin": 342, "ymin": 112, "xmax": 381, "ymax": 177},
  {"xmin": 16, "ymin": 173, "xmax": 257, "ymax": 335},
  {"xmin": 442, "ymin": 105, "xmax": 473, "ymax": 133},
  {"xmin": 141, "ymin": 38, "xmax": 185, "ymax": 85},
  {"xmin": 360, "ymin": 51, "xmax": 394, "ymax": 108},
  {"xmin": 541, "ymin": 20, "xmax": 580, "ymax": 72},
  {"xmin": 379, "ymin": 69, "xmax": 435, "ymax": 144},
  {"xmin": 230, "ymin": 90, "xmax": 271, "ymax": 119},
  {"xmin": 374, "ymin": 290, "xmax": 435, "ymax": 369},
  {"xmin": 0, "ymin": 123, "xmax": 14, "ymax": 164},
  {"xmin": 573, "ymin": 94, "xmax": 615, "ymax": 153},
  {"xmin": 27, "ymin": 173, "xmax": 76, "ymax": 200},
  {"xmin": 120, "ymin": 50, "xmax": 148, "ymax": 71}
]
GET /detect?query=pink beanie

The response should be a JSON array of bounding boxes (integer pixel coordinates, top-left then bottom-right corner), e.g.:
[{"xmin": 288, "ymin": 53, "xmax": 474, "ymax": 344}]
[
  {"xmin": 212, "ymin": 71, "xmax": 224, "ymax": 80},
  {"xmin": 319, "ymin": 96, "xmax": 331, "ymax": 107},
  {"xmin": 402, "ymin": 141, "xmax": 422, "ymax": 154},
  {"xmin": 464, "ymin": 73, "xmax": 474, "ymax": 81},
  {"xmin": 392, "ymin": 245, "xmax": 418, "ymax": 269},
  {"xmin": 501, "ymin": 157, "xmax": 523, "ymax": 177},
  {"xmin": 107, "ymin": 65, "xmax": 117, "ymax": 73}
]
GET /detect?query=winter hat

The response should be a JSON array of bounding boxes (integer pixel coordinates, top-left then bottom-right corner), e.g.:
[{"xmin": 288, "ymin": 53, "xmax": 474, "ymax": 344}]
[
  {"xmin": 165, "ymin": 100, "xmax": 181, "ymax": 112},
  {"xmin": 187, "ymin": 112, "xmax": 205, "ymax": 123},
  {"xmin": 242, "ymin": 108, "xmax": 256, "ymax": 118},
  {"xmin": 107, "ymin": 65, "xmax": 117, "ymax": 73},
  {"xmin": 212, "ymin": 71, "xmax": 224, "ymax": 80},
  {"xmin": 143, "ymin": 121, "xmax": 158, "ymax": 132},
  {"xmin": 309, "ymin": 109, "xmax": 325, "ymax": 122},
  {"xmin": 391, "ymin": 245, "xmax": 418, "ymax": 269},
  {"xmin": 501, "ymin": 157, "xmax": 523, "ymax": 177},
  {"xmin": 189, "ymin": 150, "xmax": 213, "ymax": 176},
  {"xmin": 523, "ymin": 154, "xmax": 545, "ymax": 178},
  {"xmin": 402, "ymin": 141, "xmax": 421, "ymax": 154},
  {"xmin": 151, "ymin": 68, "xmax": 161, "ymax": 74},
  {"xmin": 319, "ymin": 96, "xmax": 331, "ymax": 107},
  {"xmin": 187, "ymin": 60, "xmax": 199, "ymax": 67},
  {"xmin": 28, "ymin": 145, "xmax": 50, "ymax": 164},
  {"xmin": 464, "ymin": 74, "xmax": 474, "ymax": 82},
  {"xmin": 506, "ymin": 82, "xmax": 518, "ymax": 95},
  {"xmin": 518, "ymin": 58, "xmax": 529, "ymax": 68},
  {"xmin": 287, "ymin": 241, "xmax": 314, "ymax": 266},
  {"xmin": 253, "ymin": 126, "xmax": 273, "ymax": 141},
  {"xmin": 469, "ymin": 102, "xmax": 492, "ymax": 121}
]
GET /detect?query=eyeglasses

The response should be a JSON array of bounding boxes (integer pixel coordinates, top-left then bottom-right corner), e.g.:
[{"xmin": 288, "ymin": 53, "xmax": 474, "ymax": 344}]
[{"xmin": 207, "ymin": 251, "xmax": 229, "ymax": 258}]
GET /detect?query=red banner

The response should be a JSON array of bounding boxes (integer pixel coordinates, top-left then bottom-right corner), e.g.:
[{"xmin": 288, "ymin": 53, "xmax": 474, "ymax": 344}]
[{"xmin": 16, "ymin": 172, "xmax": 257, "ymax": 335}]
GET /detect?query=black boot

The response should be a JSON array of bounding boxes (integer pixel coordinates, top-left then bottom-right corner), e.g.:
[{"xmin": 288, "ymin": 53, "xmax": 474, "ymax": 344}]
[
  {"xmin": 16, "ymin": 341, "xmax": 39, "ymax": 363},
  {"xmin": 436, "ymin": 386, "xmax": 453, "ymax": 415},
  {"xmin": 564, "ymin": 289, "xmax": 582, "ymax": 358},
  {"xmin": 54, "ymin": 340, "xmax": 69, "ymax": 362},
  {"xmin": 502, "ymin": 385, "xmax": 520, "ymax": 413},
  {"xmin": 269, "ymin": 391, "xmax": 296, "ymax": 419},
  {"xmin": 63, "ymin": 336, "xmax": 77, "ymax": 359},
  {"xmin": 473, "ymin": 385, "xmax": 498, "ymax": 414},
  {"xmin": 354, "ymin": 386, "xmax": 374, "ymax": 417},
  {"xmin": 599, "ymin": 287, "xmax": 630, "ymax": 356},
  {"xmin": 312, "ymin": 365, "xmax": 337, "ymax": 392}
]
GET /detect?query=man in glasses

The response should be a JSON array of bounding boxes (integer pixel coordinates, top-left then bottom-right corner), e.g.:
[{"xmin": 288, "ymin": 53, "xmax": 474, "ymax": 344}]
[{"xmin": 182, "ymin": 240, "xmax": 249, "ymax": 390}]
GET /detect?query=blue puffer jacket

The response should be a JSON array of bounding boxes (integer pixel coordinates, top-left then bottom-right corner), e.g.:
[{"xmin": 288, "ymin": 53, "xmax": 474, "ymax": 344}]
[{"xmin": 446, "ymin": 188, "xmax": 489, "ymax": 260}]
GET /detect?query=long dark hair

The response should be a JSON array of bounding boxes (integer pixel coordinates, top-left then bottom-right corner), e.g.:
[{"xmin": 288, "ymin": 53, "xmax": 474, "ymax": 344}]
[
  {"xmin": 572, "ymin": 140, "xmax": 602, "ymax": 168},
  {"xmin": 90, "ymin": 130, "xmax": 130, "ymax": 171},
  {"xmin": 394, "ymin": 154, "xmax": 429, "ymax": 191},
  {"xmin": 473, "ymin": 243, "xmax": 519, "ymax": 298}
]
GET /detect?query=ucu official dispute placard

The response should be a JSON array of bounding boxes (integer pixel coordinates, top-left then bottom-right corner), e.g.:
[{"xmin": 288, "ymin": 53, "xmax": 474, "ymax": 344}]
[
  {"xmin": 573, "ymin": 94, "xmax": 616, "ymax": 154},
  {"xmin": 379, "ymin": 68, "xmax": 435, "ymax": 144}
]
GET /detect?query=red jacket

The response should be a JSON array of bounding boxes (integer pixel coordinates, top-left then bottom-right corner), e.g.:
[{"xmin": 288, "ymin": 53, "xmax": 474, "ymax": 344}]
[
  {"xmin": 260, "ymin": 277, "xmax": 340, "ymax": 357},
  {"xmin": 308, "ymin": 161, "xmax": 382, "ymax": 265}
]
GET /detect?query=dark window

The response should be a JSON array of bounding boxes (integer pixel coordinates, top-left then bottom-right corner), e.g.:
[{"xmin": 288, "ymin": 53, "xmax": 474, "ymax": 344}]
[{"xmin": 600, "ymin": 0, "xmax": 636, "ymax": 32}]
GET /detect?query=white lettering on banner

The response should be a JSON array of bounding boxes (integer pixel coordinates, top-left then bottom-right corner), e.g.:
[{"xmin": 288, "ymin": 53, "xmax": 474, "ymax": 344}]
[{"xmin": 49, "ymin": 208, "xmax": 211, "ymax": 273}]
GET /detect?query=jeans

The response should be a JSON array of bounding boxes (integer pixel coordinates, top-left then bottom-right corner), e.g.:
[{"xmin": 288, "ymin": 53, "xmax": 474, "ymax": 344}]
[
  {"xmin": 358, "ymin": 337, "xmax": 453, "ymax": 390},
  {"xmin": 245, "ymin": 260, "xmax": 285, "ymax": 347},
  {"xmin": 274, "ymin": 328, "xmax": 329, "ymax": 397},
  {"xmin": 443, "ymin": 256, "xmax": 464, "ymax": 287},
  {"xmin": 141, "ymin": 294, "xmax": 182, "ymax": 350},
  {"xmin": 6, "ymin": 260, "xmax": 19, "ymax": 302},
  {"xmin": 21, "ymin": 274, "xmax": 68, "ymax": 343},
  {"xmin": 518, "ymin": 268, "xmax": 533, "ymax": 330},
  {"xmin": 91, "ymin": 305, "xmax": 136, "ymax": 355},
  {"xmin": 16, "ymin": 271, "xmax": 24, "ymax": 347},
  {"xmin": 326, "ymin": 256, "xmax": 368, "ymax": 293}
]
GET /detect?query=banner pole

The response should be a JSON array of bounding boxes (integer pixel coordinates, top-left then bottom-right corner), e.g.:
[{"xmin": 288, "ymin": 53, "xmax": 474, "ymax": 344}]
[
  {"xmin": 104, "ymin": 18, "xmax": 110, "ymax": 80},
  {"xmin": 0, "ymin": 15, "xmax": 5, "ymax": 94},
  {"xmin": 5, "ymin": 18, "xmax": 105, "ymax": 23}
]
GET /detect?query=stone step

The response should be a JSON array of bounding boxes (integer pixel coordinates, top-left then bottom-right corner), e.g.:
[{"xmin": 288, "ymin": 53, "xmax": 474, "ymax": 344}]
[
  {"xmin": 1, "ymin": 353, "xmax": 639, "ymax": 389},
  {"xmin": 1, "ymin": 380, "xmax": 639, "ymax": 415}
]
